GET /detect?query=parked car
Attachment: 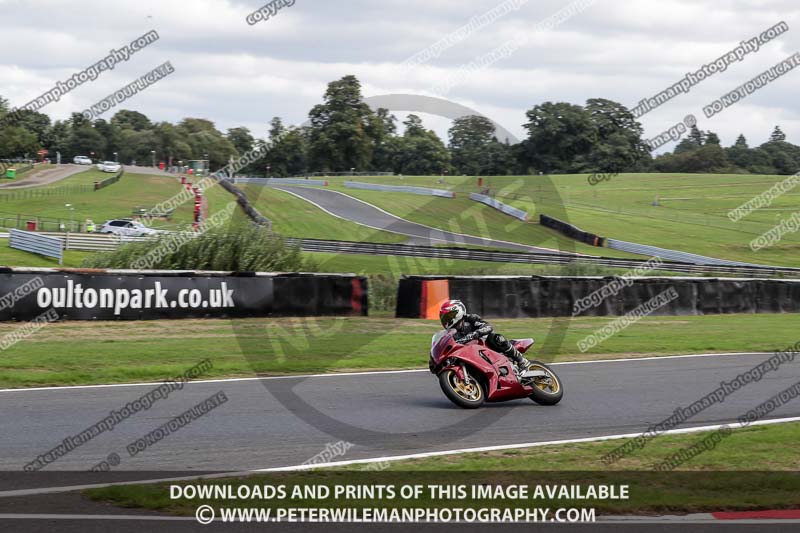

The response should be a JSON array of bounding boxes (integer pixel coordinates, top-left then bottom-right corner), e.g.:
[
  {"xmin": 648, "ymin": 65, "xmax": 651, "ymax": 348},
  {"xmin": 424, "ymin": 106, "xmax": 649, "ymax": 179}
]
[
  {"xmin": 98, "ymin": 219, "xmax": 160, "ymax": 237},
  {"xmin": 100, "ymin": 161, "xmax": 122, "ymax": 173},
  {"xmin": 73, "ymin": 156, "xmax": 93, "ymax": 165}
]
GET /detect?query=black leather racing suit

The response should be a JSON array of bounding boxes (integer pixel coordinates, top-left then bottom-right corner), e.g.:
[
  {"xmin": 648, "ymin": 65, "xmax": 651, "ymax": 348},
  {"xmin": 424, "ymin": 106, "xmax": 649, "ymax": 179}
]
[{"xmin": 452, "ymin": 314, "xmax": 524, "ymax": 364}]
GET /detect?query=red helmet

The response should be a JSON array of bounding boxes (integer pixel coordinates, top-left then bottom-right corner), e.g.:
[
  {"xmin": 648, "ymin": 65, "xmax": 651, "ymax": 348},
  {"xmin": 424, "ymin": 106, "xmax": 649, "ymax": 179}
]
[{"xmin": 439, "ymin": 299, "xmax": 466, "ymax": 329}]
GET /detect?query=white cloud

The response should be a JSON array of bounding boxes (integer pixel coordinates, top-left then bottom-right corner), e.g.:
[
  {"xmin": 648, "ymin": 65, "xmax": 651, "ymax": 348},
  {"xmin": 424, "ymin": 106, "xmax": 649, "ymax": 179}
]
[{"xmin": 0, "ymin": 0, "xmax": 798, "ymax": 151}]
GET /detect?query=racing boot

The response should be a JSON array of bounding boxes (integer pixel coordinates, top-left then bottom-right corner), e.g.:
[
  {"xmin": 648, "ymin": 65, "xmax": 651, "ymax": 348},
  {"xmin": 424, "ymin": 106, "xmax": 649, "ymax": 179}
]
[{"xmin": 506, "ymin": 346, "xmax": 531, "ymax": 375}]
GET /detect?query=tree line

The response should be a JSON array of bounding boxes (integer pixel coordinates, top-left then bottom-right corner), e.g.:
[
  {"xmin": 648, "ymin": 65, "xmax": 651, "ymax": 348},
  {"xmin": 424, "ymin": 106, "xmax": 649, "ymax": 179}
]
[{"xmin": 1, "ymin": 75, "xmax": 798, "ymax": 176}]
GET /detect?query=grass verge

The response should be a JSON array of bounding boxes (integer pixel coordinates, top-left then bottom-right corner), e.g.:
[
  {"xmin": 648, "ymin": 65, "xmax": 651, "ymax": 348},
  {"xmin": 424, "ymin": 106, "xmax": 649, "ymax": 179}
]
[{"xmin": 85, "ymin": 422, "xmax": 800, "ymax": 516}]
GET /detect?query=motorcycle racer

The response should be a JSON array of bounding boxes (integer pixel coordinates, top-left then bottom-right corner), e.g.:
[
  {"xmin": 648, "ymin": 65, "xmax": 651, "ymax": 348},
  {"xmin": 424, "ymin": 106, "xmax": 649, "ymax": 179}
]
[{"xmin": 438, "ymin": 299, "xmax": 531, "ymax": 373}]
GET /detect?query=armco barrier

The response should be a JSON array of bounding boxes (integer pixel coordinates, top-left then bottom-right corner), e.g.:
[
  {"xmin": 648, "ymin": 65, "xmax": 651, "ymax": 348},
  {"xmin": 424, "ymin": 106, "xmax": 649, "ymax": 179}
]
[
  {"xmin": 233, "ymin": 177, "xmax": 329, "ymax": 186},
  {"xmin": 8, "ymin": 229, "xmax": 63, "ymax": 264},
  {"xmin": 469, "ymin": 193, "xmax": 528, "ymax": 221},
  {"xmin": 540, "ymin": 214, "xmax": 605, "ymax": 247},
  {"xmin": 396, "ymin": 275, "xmax": 800, "ymax": 319},
  {"xmin": 344, "ymin": 181, "xmax": 455, "ymax": 198},
  {"xmin": 605, "ymin": 238, "xmax": 764, "ymax": 267},
  {"xmin": 0, "ymin": 269, "xmax": 367, "ymax": 321}
]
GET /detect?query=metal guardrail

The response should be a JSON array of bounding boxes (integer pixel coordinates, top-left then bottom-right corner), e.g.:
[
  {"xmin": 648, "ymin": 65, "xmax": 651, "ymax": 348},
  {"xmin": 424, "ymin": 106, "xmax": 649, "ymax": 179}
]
[
  {"xmin": 344, "ymin": 181, "xmax": 455, "ymax": 198},
  {"xmin": 233, "ymin": 177, "xmax": 329, "ymax": 186},
  {"xmin": 470, "ymin": 193, "xmax": 528, "ymax": 221},
  {"xmin": 605, "ymin": 238, "xmax": 766, "ymax": 267},
  {"xmin": 38, "ymin": 232, "xmax": 170, "ymax": 252},
  {"xmin": 9, "ymin": 229, "xmax": 64, "ymax": 264},
  {"xmin": 283, "ymin": 238, "xmax": 800, "ymax": 278},
  {"xmin": 19, "ymin": 232, "xmax": 800, "ymax": 278},
  {"xmin": 288, "ymin": 171, "xmax": 394, "ymax": 177}
]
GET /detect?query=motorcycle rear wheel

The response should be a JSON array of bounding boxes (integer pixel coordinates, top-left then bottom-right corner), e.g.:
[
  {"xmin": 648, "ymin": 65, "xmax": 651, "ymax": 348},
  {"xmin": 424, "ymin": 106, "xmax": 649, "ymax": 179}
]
[
  {"xmin": 526, "ymin": 361, "xmax": 563, "ymax": 405},
  {"xmin": 439, "ymin": 368, "xmax": 486, "ymax": 409}
]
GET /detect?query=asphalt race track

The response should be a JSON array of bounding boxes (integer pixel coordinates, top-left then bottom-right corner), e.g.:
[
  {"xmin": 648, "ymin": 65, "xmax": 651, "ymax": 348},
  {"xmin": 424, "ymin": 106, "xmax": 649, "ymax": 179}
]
[
  {"xmin": 1, "ymin": 352, "xmax": 798, "ymax": 494},
  {"xmin": 272, "ymin": 185, "xmax": 568, "ymax": 254}
]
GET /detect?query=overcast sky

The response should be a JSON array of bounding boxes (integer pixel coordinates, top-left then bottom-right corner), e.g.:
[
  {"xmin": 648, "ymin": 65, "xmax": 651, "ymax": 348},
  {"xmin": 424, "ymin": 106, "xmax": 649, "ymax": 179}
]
[{"xmin": 1, "ymin": 0, "xmax": 799, "ymax": 151}]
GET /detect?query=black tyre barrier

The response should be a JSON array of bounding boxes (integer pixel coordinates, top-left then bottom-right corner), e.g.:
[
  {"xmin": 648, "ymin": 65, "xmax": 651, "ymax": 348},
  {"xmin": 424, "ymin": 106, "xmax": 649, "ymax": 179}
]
[
  {"xmin": 217, "ymin": 178, "xmax": 273, "ymax": 229},
  {"xmin": 397, "ymin": 275, "xmax": 800, "ymax": 318},
  {"xmin": 0, "ymin": 268, "xmax": 367, "ymax": 321},
  {"xmin": 540, "ymin": 214, "xmax": 605, "ymax": 247}
]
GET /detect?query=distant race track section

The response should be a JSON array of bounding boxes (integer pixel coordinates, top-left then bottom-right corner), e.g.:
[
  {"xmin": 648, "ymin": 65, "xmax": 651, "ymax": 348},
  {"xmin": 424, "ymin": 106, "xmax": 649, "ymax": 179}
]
[
  {"xmin": 232, "ymin": 177, "xmax": 329, "ymax": 186},
  {"xmin": 0, "ymin": 269, "xmax": 367, "ymax": 321},
  {"xmin": 396, "ymin": 275, "xmax": 800, "ymax": 318},
  {"xmin": 344, "ymin": 181, "xmax": 455, "ymax": 198}
]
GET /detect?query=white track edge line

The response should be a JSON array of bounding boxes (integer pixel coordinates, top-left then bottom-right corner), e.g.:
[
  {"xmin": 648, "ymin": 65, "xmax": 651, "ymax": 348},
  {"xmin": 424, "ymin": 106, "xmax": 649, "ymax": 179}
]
[
  {"xmin": 0, "ymin": 352, "xmax": 772, "ymax": 393},
  {"xmin": 0, "ymin": 352, "xmax": 774, "ymax": 393}
]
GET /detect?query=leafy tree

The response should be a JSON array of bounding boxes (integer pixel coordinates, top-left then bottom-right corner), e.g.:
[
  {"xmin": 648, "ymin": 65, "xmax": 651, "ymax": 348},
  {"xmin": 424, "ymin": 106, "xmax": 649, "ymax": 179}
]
[
  {"xmin": 227, "ymin": 127, "xmax": 254, "ymax": 155},
  {"xmin": 307, "ymin": 75, "xmax": 375, "ymax": 171},
  {"xmin": 66, "ymin": 123, "xmax": 106, "ymax": 159},
  {"xmin": 673, "ymin": 137, "xmax": 699, "ymax": 154},
  {"xmin": 0, "ymin": 126, "xmax": 38, "ymax": 157},
  {"xmin": 9, "ymin": 110, "xmax": 50, "ymax": 145},
  {"xmin": 392, "ymin": 114, "xmax": 451, "ymax": 175},
  {"xmin": 724, "ymin": 134, "xmax": 752, "ymax": 170},
  {"xmin": 111, "ymin": 110, "xmax": 152, "ymax": 132},
  {"xmin": 689, "ymin": 125, "xmax": 705, "ymax": 146},
  {"xmin": 366, "ymin": 108, "xmax": 397, "ymax": 171},
  {"xmin": 267, "ymin": 121, "xmax": 308, "ymax": 177},
  {"xmin": 770, "ymin": 125, "xmax": 786, "ymax": 142},
  {"xmin": 580, "ymin": 98, "xmax": 650, "ymax": 172},
  {"xmin": 705, "ymin": 131, "xmax": 721, "ymax": 145},
  {"xmin": 519, "ymin": 102, "xmax": 597, "ymax": 173},
  {"xmin": 448, "ymin": 115, "xmax": 498, "ymax": 175},
  {"xmin": 42, "ymin": 120, "xmax": 71, "ymax": 158},
  {"xmin": 177, "ymin": 118, "xmax": 217, "ymax": 135},
  {"xmin": 759, "ymin": 140, "xmax": 799, "ymax": 175},
  {"xmin": 92, "ymin": 119, "xmax": 120, "ymax": 160},
  {"xmin": 153, "ymin": 121, "xmax": 192, "ymax": 165}
]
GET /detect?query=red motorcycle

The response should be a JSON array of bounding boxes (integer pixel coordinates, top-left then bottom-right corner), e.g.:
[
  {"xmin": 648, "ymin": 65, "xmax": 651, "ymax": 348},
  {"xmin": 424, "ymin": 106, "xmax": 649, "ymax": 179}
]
[{"xmin": 429, "ymin": 329, "xmax": 563, "ymax": 409}]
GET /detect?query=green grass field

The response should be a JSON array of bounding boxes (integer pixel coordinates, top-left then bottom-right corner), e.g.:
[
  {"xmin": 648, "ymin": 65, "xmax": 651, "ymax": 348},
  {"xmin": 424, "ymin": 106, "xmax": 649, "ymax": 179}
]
[
  {"xmin": 0, "ymin": 313, "xmax": 795, "ymax": 388},
  {"xmin": 0, "ymin": 169, "xmax": 189, "ymax": 229},
  {"xmin": 86, "ymin": 422, "xmax": 800, "ymax": 515},
  {"xmin": 0, "ymin": 238, "xmax": 89, "ymax": 266},
  {"xmin": 317, "ymin": 173, "xmax": 800, "ymax": 266},
  {"xmin": 0, "ymin": 168, "xmax": 242, "ymax": 233}
]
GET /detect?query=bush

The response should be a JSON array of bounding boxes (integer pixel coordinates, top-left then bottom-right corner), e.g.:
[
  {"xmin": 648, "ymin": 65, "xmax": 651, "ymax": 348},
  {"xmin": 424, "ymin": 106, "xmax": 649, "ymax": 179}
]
[
  {"xmin": 367, "ymin": 273, "xmax": 398, "ymax": 312},
  {"xmin": 82, "ymin": 226, "xmax": 310, "ymax": 272}
]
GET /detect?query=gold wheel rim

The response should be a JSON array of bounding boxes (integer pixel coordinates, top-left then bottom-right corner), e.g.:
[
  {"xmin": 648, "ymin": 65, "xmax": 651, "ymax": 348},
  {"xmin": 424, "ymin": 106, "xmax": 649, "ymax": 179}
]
[
  {"xmin": 447, "ymin": 371, "xmax": 482, "ymax": 401},
  {"xmin": 530, "ymin": 364, "xmax": 560, "ymax": 394}
]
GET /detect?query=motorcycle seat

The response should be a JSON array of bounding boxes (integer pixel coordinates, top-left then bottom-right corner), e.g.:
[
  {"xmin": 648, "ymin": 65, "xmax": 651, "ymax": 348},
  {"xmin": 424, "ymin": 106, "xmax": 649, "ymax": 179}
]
[{"xmin": 513, "ymin": 338, "xmax": 534, "ymax": 353}]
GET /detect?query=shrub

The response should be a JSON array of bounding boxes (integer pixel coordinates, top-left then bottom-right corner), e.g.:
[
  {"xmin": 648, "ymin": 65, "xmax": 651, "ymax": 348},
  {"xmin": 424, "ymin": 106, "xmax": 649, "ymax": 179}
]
[{"xmin": 82, "ymin": 226, "xmax": 309, "ymax": 272}]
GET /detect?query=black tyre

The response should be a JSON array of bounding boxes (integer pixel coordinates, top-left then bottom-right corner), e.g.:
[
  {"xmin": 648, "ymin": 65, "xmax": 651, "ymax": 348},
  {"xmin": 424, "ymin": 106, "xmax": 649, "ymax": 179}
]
[
  {"xmin": 526, "ymin": 360, "xmax": 563, "ymax": 405},
  {"xmin": 439, "ymin": 368, "xmax": 486, "ymax": 409}
]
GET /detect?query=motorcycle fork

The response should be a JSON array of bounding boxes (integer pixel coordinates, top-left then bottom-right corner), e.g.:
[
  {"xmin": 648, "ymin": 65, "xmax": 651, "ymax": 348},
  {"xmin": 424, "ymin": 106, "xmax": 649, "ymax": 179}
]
[{"xmin": 459, "ymin": 363, "xmax": 470, "ymax": 384}]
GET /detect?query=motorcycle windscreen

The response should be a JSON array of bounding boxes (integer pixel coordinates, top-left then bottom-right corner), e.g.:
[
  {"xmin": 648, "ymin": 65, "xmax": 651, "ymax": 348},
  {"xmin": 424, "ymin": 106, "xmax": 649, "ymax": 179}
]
[{"xmin": 430, "ymin": 329, "xmax": 454, "ymax": 358}]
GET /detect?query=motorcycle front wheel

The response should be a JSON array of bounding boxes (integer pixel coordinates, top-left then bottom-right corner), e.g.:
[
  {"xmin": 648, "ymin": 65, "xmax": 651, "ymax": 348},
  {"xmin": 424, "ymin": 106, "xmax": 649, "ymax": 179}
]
[
  {"xmin": 525, "ymin": 361, "xmax": 563, "ymax": 405},
  {"xmin": 439, "ymin": 368, "xmax": 486, "ymax": 409}
]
